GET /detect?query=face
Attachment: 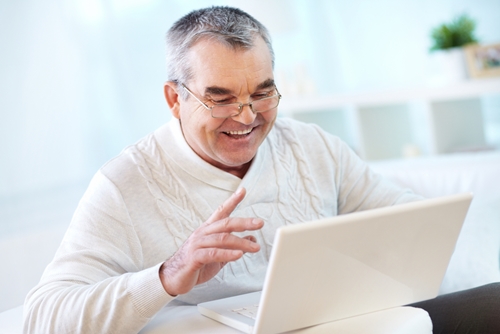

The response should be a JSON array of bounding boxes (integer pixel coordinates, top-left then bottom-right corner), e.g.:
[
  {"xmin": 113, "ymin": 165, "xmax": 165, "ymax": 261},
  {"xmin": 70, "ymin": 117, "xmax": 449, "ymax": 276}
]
[{"xmin": 165, "ymin": 36, "xmax": 277, "ymax": 178}]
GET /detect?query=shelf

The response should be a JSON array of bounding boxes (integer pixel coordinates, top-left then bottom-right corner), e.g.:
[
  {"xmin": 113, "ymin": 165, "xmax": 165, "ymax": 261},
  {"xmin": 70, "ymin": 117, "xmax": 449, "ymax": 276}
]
[
  {"xmin": 278, "ymin": 77, "xmax": 500, "ymax": 161},
  {"xmin": 279, "ymin": 77, "xmax": 500, "ymax": 115}
]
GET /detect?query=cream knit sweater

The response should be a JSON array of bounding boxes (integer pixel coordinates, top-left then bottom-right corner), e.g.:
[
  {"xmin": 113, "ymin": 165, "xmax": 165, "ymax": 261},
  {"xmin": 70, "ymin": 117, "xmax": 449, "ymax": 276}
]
[{"xmin": 24, "ymin": 117, "xmax": 420, "ymax": 333}]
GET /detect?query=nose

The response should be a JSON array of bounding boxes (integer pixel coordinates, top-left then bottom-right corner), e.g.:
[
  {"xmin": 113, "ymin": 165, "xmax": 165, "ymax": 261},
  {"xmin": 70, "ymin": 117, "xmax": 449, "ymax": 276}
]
[{"xmin": 231, "ymin": 104, "xmax": 257, "ymax": 125}]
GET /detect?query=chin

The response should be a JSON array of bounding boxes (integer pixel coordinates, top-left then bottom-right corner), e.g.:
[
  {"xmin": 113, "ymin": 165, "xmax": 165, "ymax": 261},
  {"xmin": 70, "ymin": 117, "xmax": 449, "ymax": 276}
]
[{"xmin": 219, "ymin": 153, "xmax": 255, "ymax": 168}]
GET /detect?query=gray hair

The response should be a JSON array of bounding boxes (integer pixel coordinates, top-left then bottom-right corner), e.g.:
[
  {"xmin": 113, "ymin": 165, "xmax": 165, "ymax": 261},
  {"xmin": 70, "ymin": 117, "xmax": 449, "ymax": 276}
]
[{"xmin": 165, "ymin": 6, "xmax": 275, "ymax": 98}]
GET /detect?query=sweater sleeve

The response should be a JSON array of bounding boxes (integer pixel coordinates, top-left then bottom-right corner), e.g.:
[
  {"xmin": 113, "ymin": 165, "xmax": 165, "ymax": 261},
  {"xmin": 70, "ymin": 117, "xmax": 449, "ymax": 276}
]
[
  {"xmin": 23, "ymin": 172, "xmax": 176, "ymax": 334},
  {"xmin": 286, "ymin": 119, "xmax": 423, "ymax": 214},
  {"xmin": 331, "ymin": 136, "xmax": 424, "ymax": 214}
]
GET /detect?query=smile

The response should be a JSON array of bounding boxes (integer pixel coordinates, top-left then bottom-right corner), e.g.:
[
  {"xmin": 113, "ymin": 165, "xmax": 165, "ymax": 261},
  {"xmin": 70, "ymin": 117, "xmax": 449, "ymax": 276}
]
[{"xmin": 225, "ymin": 128, "xmax": 253, "ymax": 136}]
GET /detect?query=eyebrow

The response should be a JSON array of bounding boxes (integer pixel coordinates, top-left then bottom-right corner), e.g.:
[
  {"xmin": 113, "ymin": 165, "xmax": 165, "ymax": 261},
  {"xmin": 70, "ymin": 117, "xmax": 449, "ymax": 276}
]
[
  {"xmin": 256, "ymin": 79, "xmax": 276, "ymax": 90},
  {"xmin": 204, "ymin": 78, "xmax": 276, "ymax": 96}
]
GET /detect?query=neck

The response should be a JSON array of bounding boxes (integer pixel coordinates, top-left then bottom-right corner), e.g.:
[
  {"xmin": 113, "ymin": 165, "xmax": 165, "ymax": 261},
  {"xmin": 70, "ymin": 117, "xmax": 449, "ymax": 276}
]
[{"xmin": 222, "ymin": 161, "xmax": 252, "ymax": 179}]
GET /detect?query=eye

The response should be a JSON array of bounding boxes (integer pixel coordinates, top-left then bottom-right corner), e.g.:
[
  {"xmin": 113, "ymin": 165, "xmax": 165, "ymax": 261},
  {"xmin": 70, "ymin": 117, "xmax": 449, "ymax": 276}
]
[
  {"xmin": 252, "ymin": 94, "xmax": 267, "ymax": 100},
  {"xmin": 210, "ymin": 96, "xmax": 235, "ymax": 104},
  {"xmin": 252, "ymin": 89, "xmax": 274, "ymax": 100},
  {"xmin": 212, "ymin": 99, "xmax": 232, "ymax": 104}
]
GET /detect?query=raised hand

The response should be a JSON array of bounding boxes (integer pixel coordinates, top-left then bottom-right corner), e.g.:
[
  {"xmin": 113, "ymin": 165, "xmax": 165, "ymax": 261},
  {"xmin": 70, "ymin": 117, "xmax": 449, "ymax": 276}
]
[{"xmin": 159, "ymin": 187, "xmax": 263, "ymax": 296}]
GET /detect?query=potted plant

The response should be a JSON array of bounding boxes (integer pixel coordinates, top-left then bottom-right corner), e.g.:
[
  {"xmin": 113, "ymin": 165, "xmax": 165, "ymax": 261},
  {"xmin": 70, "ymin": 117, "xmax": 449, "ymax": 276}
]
[
  {"xmin": 428, "ymin": 14, "xmax": 479, "ymax": 85},
  {"xmin": 430, "ymin": 14, "xmax": 478, "ymax": 51}
]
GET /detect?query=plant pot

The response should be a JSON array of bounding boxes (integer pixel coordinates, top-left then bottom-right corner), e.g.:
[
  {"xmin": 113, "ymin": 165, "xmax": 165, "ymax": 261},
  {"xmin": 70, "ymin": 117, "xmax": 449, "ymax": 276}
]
[{"xmin": 427, "ymin": 47, "xmax": 469, "ymax": 86}]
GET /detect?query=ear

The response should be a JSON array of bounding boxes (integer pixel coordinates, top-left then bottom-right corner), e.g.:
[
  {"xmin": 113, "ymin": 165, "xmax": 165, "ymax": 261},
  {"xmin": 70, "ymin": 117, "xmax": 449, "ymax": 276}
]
[{"xmin": 164, "ymin": 81, "xmax": 181, "ymax": 119}]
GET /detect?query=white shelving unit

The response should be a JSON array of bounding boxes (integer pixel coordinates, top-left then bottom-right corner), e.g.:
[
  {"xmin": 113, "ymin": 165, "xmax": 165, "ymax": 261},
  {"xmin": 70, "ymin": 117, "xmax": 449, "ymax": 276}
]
[{"xmin": 279, "ymin": 77, "xmax": 500, "ymax": 160}]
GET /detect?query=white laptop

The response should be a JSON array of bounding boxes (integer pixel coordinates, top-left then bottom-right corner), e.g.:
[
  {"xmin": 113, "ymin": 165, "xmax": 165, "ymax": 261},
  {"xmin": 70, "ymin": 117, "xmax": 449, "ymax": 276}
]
[{"xmin": 198, "ymin": 193, "xmax": 473, "ymax": 334}]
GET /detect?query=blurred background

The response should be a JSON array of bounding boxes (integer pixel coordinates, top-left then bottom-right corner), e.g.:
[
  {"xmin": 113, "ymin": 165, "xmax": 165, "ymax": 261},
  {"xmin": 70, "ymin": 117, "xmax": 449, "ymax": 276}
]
[{"xmin": 1, "ymin": 0, "xmax": 500, "ymax": 311}]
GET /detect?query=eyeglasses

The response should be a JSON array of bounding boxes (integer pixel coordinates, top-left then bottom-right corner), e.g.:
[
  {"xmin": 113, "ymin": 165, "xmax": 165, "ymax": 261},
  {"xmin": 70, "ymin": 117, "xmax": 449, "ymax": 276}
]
[{"xmin": 181, "ymin": 83, "xmax": 281, "ymax": 119}]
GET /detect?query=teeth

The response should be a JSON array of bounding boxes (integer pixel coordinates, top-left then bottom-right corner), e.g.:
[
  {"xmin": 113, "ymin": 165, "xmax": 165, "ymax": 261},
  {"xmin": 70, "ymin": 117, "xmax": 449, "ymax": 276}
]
[{"xmin": 227, "ymin": 128, "xmax": 252, "ymax": 135}]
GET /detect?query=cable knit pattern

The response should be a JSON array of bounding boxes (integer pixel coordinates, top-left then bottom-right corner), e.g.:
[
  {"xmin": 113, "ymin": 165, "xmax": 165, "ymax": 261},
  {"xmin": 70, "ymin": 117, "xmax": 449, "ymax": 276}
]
[
  {"xmin": 24, "ymin": 117, "xmax": 421, "ymax": 333},
  {"xmin": 272, "ymin": 119, "xmax": 324, "ymax": 222},
  {"xmin": 130, "ymin": 135, "xmax": 203, "ymax": 248}
]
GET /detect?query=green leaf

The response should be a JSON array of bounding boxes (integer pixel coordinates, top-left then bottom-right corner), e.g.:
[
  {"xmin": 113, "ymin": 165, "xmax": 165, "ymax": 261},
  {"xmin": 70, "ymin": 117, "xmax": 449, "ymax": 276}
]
[{"xmin": 429, "ymin": 14, "xmax": 478, "ymax": 51}]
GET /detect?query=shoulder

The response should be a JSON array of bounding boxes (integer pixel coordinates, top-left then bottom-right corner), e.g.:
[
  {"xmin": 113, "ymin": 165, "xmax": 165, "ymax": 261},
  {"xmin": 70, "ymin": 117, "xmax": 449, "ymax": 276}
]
[
  {"xmin": 272, "ymin": 117, "xmax": 345, "ymax": 144},
  {"xmin": 273, "ymin": 117, "xmax": 322, "ymax": 135},
  {"xmin": 99, "ymin": 134, "xmax": 154, "ymax": 179},
  {"xmin": 270, "ymin": 117, "xmax": 349, "ymax": 153},
  {"xmin": 269, "ymin": 117, "xmax": 366, "ymax": 173},
  {"xmin": 95, "ymin": 126, "xmax": 173, "ymax": 197}
]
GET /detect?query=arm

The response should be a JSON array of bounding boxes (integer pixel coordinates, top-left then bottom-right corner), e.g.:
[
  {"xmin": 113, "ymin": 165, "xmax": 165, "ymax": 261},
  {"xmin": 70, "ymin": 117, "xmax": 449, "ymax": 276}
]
[
  {"xmin": 332, "ymin": 139, "xmax": 424, "ymax": 214},
  {"xmin": 286, "ymin": 119, "xmax": 422, "ymax": 214},
  {"xmin": 24, "ymin": 173, "xmax": 262, "ymax": 333},
  {"xmin": 23, "ymin": 173, "xmax": 173, "ymax": 333}
]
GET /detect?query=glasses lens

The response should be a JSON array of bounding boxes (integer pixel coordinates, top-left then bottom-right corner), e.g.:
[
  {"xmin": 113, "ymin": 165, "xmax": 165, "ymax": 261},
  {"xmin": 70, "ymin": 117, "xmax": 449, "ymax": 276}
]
[
  {"xmin": 211, "ymin": 104, "xmax": 241, "ymax": 118},
  {"xmin": 252, "ymin": 95, "xmax": 280, "ymax": 113},
  {"xmin": 210, "ymin": 92, "xmax": 281, "ymax": 118}
]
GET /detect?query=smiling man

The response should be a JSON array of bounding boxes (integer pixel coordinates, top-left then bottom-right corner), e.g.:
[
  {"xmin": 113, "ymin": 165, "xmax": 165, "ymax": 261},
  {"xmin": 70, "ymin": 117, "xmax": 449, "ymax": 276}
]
[
  {"xmin": 24, "ymin": 6, "xmax": 500, "ymax": 334},
  {"xmin": 164, "ymin": 34, "xmax": 277, "ymax": 178}
]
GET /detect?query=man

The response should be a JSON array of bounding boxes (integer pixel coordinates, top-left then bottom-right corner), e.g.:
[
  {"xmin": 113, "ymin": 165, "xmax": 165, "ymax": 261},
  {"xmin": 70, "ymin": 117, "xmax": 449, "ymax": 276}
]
[{"xmin": 24, "ymin": 6, "xmax": 499, "ymax": 334}]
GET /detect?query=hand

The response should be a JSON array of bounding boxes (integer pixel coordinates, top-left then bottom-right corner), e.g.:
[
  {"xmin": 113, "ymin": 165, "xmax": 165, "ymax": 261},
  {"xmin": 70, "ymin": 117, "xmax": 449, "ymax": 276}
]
[{"xmin": 159, "ymin": 187, "xmax": 263, "ymax": 296}]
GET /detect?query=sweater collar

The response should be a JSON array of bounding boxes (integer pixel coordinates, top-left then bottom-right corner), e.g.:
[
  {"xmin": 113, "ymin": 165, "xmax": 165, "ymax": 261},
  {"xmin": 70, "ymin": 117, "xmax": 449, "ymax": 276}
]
[{"xmin": 153, "ymin": 118, "xmax": 268, "ymax": 192}]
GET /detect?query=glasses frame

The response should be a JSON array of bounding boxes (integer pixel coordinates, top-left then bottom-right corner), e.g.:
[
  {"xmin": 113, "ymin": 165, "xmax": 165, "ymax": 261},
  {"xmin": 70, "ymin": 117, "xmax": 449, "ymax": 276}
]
[{"xmin": 180, "ymin": 83, "xmax": 281, "ymax": 119}]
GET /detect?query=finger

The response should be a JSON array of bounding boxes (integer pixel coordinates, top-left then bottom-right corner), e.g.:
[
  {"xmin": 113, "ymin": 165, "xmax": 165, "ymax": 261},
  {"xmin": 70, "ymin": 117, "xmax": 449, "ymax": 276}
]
[
  {"xmin": 203, "ymin": 217, "xmax": 264, "ymax": 235},
  {"xmin": 193, "ymin": 248, "xmax": 244, "ymax": 265},
  {"xmin": 243, "ymin": 235, "xmax": 257, "ymax": 243},
  {"xmin": 198, "ymin": 233, "xmax": 261, "ymax": 253},
  {"xmin": 206, "ymin": 188, "xmax": 246, "ymax": 224}
]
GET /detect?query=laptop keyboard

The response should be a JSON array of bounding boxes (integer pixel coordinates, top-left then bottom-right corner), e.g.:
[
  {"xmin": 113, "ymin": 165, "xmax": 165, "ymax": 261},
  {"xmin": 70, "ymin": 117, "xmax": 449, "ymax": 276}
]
[{"xmin": 231, "ymin": 304, "xmax": 259, "ymax": 319}]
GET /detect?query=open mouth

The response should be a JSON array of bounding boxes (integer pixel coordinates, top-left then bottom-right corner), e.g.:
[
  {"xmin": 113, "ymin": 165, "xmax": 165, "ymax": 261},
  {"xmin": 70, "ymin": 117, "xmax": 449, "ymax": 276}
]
[{"xmin": 223, "ymin": 127, "xmax": 254, "ymax": 137}]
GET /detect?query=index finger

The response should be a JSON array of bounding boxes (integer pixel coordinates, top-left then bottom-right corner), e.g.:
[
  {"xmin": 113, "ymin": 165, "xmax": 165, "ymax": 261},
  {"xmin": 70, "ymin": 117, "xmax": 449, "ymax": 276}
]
[{"xmin": 206, "ymin": 187, "xmax": 246, "ymax": 224}]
